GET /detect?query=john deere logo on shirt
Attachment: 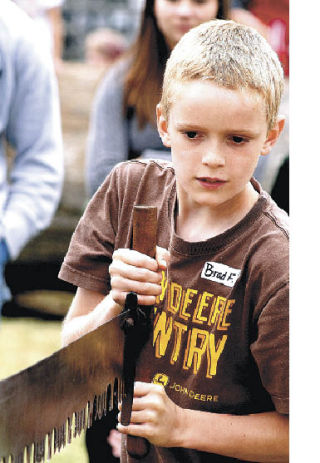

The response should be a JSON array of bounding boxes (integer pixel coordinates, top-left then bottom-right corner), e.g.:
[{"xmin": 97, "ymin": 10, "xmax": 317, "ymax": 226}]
[
  {"xmin": 152, "ymin": 373, "xmax": 169, "ymax": 387},
  {"xmin": 201, "ymin": 262, "xmax": 241, "ymax": 288}
]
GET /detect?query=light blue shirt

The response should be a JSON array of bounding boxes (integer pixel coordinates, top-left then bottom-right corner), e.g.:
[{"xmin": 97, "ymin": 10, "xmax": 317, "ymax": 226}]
[{"xmin": 0, "ymin": 0, "xmax": 63, "ymax": 261}]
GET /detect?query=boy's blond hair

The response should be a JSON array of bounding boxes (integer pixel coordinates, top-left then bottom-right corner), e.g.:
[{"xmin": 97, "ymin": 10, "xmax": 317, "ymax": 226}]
[{"xmin": 160, "ymin": 20, "xmax": 284, "ymax": 130}]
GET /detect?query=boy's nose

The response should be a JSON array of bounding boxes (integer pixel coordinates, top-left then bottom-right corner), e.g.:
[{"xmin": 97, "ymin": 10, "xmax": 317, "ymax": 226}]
[{"xmin": 201, "ymin": 148, "xmax": 226, "ymax": 167}]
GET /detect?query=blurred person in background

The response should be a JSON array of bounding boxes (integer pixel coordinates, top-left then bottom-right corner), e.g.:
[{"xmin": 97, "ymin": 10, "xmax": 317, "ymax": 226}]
[
  {"xmin": 85, "ymin": 28, "xmax": 127, "ymax": 69},
  {"xmin": 230, "ymin": 0, "xmax": 289, "ymax": 212},
  {"xmin": 85, "ymin": 2, "xmax": 230, "ymax": 460},
  {"xmin": 86, "ymin": 0, "xmax": 229, "ymax": 198},
  {"xmin": 13, "ymin": 0, "xmax": 65, "ymax": 72},
  {"xmin": 0, "ymin": 0, "xmax": 64, "ymax": 314}
]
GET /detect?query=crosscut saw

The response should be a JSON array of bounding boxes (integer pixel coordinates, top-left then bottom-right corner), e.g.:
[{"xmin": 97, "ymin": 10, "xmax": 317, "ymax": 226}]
[{"xmin": 0, "ymin": 206, "xmax": 158, "ymax": 463}]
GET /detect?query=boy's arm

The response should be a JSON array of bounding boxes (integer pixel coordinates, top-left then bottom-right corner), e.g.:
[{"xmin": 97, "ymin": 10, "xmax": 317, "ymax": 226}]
[
  {"xmin": 61, "ymin": 288, "xmax": 122, "ymax": 346},
  {"xmin": 118, "ymin": 382, "xmax": 289, "ymax": 462},
  {"xmin": 61, "ymin": 246, "xmax": 169, "ymax": 346}
]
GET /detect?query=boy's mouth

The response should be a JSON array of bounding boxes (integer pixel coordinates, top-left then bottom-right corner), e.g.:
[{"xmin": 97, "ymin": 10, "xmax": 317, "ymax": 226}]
[{"xmin": 196, "ymin": 177, "xmax": 227, "ymax": 190}]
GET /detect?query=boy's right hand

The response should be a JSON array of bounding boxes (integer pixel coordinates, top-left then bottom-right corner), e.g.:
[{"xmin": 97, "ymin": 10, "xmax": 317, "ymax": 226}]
[{"xmin": 109, "ymin": 246, "xmax": 169, "ymax": 307}]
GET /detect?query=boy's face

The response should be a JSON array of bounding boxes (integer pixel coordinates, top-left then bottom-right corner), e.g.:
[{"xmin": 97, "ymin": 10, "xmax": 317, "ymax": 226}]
[{"xmin": 157, "ymin": 80, "xmax": 283, "ymax": 213}]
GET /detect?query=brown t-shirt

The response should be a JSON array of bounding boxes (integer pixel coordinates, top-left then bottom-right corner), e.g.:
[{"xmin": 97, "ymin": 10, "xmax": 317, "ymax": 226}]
[{"xmin": 59, "ymin": 160, "xmax": 289, "ymax": 463}]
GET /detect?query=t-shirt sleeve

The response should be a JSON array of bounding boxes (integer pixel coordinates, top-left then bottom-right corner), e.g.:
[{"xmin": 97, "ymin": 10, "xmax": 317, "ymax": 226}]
[
  {"xmin": 59, "ymin": 160, "xmax": 172, "ymax": 295},
  {"xmin": 250, "ymin": 283, "xmax": 289, "ymax": 414},
  {"xmin": 58, "ymin": 167, "xmax": 121, "ymax": 294}
]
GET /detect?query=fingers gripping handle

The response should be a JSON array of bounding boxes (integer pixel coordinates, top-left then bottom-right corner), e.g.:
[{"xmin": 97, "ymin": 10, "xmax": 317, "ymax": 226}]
[{"xmin": 124, "ymin": 206, "xmax": 157, "ymax": 459}]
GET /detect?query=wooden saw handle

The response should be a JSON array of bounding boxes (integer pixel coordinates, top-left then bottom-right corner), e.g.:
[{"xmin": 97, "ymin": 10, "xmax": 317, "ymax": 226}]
[
  {"xmin": 126, "ymin": 205, "xmax": 157, "ymax": 459},
  {"xmin": 132, "ymin": 205, "xmax": 157, "ymax": 258}
]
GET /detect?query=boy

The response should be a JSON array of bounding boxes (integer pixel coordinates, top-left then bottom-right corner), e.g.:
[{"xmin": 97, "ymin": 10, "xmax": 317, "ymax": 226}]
[{"xmin": 59, "ymin": 20, "xmax": 289, "ymax": 462}]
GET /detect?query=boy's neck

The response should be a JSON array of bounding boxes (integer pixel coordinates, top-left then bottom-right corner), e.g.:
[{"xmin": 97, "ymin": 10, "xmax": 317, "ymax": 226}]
[{"xmin": 175, "ymin": 183, "xmax": 259, "ymax": 242}]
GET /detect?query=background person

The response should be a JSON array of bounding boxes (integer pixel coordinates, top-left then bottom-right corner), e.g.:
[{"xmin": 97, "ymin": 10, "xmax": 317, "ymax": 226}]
[
  {"xmin": 0, "ymin": 0, "xmax": 64, "ymax": 313},
  {"xmin": 86, "ymin": 0, "xmax": 229, "ymax": 197},
  {"xmin": 84, "ymin": 28, "xmax": 127, "ymax": 69},
  {"xmin": 13, "ymin": 0, "xmax": 65, "ymax": 71}
]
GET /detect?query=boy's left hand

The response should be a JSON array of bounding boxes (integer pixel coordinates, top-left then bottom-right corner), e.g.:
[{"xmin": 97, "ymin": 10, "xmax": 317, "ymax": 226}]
[{"xmin": 117, "ymin": 382, "xmax": 184, "ymax": 448}]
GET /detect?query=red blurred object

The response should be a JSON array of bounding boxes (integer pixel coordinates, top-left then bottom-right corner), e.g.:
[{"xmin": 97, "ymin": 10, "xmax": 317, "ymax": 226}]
[{"xmin": 250, "ymin": 0, "xmax": 289, "ymax": 75}]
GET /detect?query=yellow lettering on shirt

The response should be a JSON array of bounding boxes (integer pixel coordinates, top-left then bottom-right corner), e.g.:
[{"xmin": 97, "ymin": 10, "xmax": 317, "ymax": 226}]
[
  {"xmin": 192, "ymin": 291, "xmax": 213, "ymax": 325},
  {"xmin": 153, "ymin": 274, "xmax": 236, "ymax": 379},
  {"xmin": 153, "ymin": 310, "xmax": 173, "ymax": 358},
  {"xmin": 206, "ymin": 334, "xmax": 228, "ymax": 378},
  {"xmin": 183, "ymin": 328, "xmax": 209, "ymax": 374},
  {"xmin": 167, "ymin": 282, "xmax": 183, "ymax": 315},
  {"xmin": 156, "ymin": 270, "xmax": 168, "ymax": 304},
  {"xmin": 171, "ymin": 321, "xmax": 188, "ymax": 364},
  {"xmin": 217, "ymin": 299, "xmax": 235, "ymax": 330},
  {"xmin": 179, "ymin": 288, "xmax": 198, "ymax": 321},
  {"xmin": 209, "ymin": 296, "xmax": 226, "ymax": 329}
]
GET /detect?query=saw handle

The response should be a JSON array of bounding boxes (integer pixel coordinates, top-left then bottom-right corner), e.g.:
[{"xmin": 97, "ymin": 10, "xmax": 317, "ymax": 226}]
[
  {"xmin": 123, "ymin": 206, "xmax": 157, "ymax": 459},
  {"xmin": 131, "ymin": 205, "xmax": 158, "ymax": 333},
  {"xmin": 132, "ymin": 205, "xmax": 157, "ymax": 258}
]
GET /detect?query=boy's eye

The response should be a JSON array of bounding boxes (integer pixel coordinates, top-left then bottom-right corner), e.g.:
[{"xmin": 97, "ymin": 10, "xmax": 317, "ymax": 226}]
[
  {"xmin": 185, "ymin": 131, "xmax": 198, "ymax": 139},
  {"xmin": 230, "ymin": 136, "xmax": 247, "ymax": 144}
]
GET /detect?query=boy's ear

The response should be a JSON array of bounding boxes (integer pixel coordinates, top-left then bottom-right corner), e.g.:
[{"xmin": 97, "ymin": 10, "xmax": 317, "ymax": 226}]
[
  {"xmin": 260, "ymin": 115, "xmax": 285, "ymax": 156},
  {"xmin": 156, "ymin": 104, "xmax": 171, "ymax": 148}
]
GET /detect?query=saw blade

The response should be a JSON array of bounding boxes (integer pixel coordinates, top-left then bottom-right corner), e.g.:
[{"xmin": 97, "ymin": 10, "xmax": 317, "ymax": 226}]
[{"xmin": 0, "ymin": 313, "xmax": 125, "ymax": 463}]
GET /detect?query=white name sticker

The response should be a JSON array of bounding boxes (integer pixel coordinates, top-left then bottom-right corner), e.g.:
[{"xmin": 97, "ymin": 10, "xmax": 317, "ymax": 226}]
[{"xmin": 201, "ymin": 262, "xmax": 241, "ymax": 288}]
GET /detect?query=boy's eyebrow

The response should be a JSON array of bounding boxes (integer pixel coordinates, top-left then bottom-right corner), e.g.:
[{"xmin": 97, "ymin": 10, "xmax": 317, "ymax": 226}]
[
  {"xmin": 174, "ymin": 122, "xmax": 262, "ymax": 136},
  {"xmin": 175, "ymin": 122, "xmax": 205, "ymax": 131}
]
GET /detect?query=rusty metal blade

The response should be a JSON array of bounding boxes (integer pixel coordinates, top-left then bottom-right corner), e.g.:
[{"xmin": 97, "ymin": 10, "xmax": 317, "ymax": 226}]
[{"xmin": 0, "ymin": 313, "xmax": 125, "ymax": 463}]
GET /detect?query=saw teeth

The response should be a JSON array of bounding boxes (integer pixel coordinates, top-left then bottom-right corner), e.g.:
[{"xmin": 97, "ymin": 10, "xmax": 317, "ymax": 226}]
[
  {"xmin": 26, "ymin": 445, "xmax": 31, "ymax": 463},
  {"xmin": 0, "ymin": 331, "xmax": 123, "ymax": 463},
  {"xmin": 67, "ymin": 417, "xmax": 72, "ymax": 444},
  {"xmin": 87, "ymin": 400, "xmax": 93, "ymax": 429},
  {"xmin": 47, "ymin": 432, "xmax": 53, "ymax": 460},
  {"xmin": 35, "ymin": 440, "xmax": 45, "ymax": 462},
  {"xmin": 0, "ymin": 377, "xmax": 121, "ymax": 463}
]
